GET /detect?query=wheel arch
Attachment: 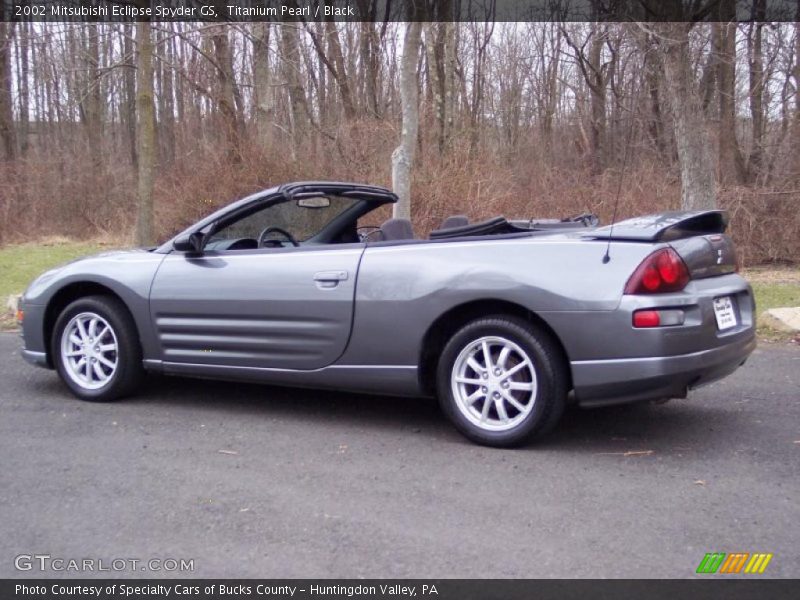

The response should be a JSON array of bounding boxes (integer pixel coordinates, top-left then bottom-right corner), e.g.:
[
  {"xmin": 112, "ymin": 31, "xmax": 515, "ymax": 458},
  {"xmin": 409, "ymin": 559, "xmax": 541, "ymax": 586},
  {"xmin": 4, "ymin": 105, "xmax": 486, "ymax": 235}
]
[
  {"xmin": 43, "ymin": 282, "xmax": 134, "ymax": 368},
  {"xmin": 418, "ymin": 299, "xmax": 573, "ymax": 396}
]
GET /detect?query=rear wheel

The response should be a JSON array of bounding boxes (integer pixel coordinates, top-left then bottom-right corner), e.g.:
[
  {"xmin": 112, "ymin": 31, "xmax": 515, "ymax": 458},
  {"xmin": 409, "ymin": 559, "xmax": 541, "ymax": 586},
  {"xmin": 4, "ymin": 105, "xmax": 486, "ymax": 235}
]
[
  {"xmin": 436, "ymin": 316, "xmax": 567, "ymax": 447},
  {"xmin": 52, "ymin": 295, "xmax": 144, "ymax": 402}
]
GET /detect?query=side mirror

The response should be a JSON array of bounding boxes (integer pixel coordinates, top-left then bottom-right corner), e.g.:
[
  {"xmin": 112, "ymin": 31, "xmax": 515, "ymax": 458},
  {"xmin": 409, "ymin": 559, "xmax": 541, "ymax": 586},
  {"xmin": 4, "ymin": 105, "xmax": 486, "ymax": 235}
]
[{"xmin": 173, "ymin": 232, "xmax": 205, "ymax": 253}]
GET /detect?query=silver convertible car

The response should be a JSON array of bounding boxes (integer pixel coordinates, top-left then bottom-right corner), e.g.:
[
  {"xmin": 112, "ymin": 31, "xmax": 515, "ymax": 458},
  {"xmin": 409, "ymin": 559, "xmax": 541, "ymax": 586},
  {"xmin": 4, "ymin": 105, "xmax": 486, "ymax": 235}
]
[{"xmin": 19, "ymin": 181, "xmax": 755, "ymax": 446}]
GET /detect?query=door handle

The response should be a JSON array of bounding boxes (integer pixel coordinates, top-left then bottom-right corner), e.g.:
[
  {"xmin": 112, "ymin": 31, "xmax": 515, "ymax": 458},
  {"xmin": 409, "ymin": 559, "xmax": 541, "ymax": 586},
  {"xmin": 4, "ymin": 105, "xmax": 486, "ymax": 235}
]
[
  {"xmin": 313, "ymin": 270, "xmax": 349, "ymax": 282},
  {"xmin": 313, "ymin": 271, "xmax": 349, "ymax": 288}
]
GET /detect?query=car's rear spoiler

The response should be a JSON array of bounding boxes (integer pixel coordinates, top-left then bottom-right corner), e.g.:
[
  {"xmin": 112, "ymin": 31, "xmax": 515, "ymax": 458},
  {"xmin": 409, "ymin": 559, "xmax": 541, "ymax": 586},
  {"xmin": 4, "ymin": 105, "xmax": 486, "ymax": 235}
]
[{"xmin": 583, "ymin": 210, "xmax": 729, "ymax": 242}]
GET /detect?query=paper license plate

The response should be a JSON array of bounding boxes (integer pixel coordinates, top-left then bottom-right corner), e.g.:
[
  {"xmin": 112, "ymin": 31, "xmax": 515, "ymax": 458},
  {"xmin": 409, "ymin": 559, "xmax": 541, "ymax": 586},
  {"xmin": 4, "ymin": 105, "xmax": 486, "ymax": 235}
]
[{"xmin": 713, "ymin": 296, "xmax": 738, "ymax": 330}]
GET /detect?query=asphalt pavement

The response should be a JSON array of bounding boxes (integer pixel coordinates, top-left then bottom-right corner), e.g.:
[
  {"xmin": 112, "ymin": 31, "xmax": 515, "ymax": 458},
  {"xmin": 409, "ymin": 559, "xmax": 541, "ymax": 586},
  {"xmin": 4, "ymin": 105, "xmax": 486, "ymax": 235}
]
[{"xmin": 0, "ymin": 333, "xmax": 798, "ymax": 578}]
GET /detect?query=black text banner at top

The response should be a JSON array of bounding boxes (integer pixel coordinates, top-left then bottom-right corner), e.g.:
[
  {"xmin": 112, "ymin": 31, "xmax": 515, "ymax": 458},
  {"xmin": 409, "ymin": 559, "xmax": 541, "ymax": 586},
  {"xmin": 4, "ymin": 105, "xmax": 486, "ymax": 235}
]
[{"xmin": 3, "ymin": 0, "xmax": 800, "ymax": 23}]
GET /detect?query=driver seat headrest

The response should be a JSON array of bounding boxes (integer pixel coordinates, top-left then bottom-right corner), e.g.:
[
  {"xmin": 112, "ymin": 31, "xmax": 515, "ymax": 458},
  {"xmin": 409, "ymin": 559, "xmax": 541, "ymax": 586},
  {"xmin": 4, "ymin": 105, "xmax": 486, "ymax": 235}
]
[{"xmin": 379, "ymin": 218, "xmax": 415, "ymax": 241}]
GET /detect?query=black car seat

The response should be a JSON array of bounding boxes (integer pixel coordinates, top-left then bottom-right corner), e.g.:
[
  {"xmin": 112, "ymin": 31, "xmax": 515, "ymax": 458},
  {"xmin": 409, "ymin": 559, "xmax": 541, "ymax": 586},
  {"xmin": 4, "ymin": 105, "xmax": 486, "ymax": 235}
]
[{"xmin": 379, "ymin": 218, "xmax": 415, "ymax": 241}]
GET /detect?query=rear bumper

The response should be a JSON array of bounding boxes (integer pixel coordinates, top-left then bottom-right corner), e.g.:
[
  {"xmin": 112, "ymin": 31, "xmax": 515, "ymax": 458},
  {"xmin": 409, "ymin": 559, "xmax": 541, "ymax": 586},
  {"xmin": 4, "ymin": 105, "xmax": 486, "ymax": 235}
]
[{"xmin": 571, "ymin": 332, "xmax": 756, "ymax": 407}]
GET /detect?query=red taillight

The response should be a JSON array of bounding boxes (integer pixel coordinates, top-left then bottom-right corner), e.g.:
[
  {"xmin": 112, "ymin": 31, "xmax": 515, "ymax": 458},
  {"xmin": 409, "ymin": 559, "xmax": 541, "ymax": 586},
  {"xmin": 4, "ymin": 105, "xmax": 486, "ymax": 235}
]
[
  {"xmin": 633, "ymin": 310, "xmax": 661, "ymax": 328},
  {"xmin": 624, "ymin": 248, "xmax": 690, "ymax": 295}
]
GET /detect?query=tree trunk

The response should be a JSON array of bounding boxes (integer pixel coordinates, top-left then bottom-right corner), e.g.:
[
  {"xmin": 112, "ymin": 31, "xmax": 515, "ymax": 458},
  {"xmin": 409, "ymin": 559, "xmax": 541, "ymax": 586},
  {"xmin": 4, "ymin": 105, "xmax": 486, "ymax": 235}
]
[
  {"xmin": 159, "ymin": 26, "xmax": 175, "ymax": 165},
  {"xmin": 423, "ymin": 0, "xmax": 453, "ymax": 154},
  {"xmin": 212, "ymin": 28, "xmax": 244, "ymax": 163},
  {"xmin": 16, "ymin": 22, "xmax": 29, "ymax": 156},
  {"xmin": 0, "ymin": 23, "xmax": 16, "ymax": 161},
  {"xmin": 135, "ymin": 21, "xmax": 155, "ymax": 246},
  {"xmin": 587, "ymin": 26, "xmax": 607, "ymax": 173},
  {"xmin": 541, "ymin": 25, "xmax": 560, "ymax": 156},
  {"xmin": 563, "ymin": 23, "xmax": 614, "ymax": 173},
  {"xmin": 424, "ymin": 22, "xmax": 446, "ymax": 153},
  {"xmin": 747, "ymin": 13, "xmax": 765, "ymax": 180},
  {"xmin": 323, "ymin": 20, "xmax": 356, "ymax": 120},
  {"xmin": 253, "ymin": 23, "xmax": 272, "ymax": 147},
  {"xmin": 80, "ymin": 25, "xmax": 103, "ymax": 168},
  {"xmin": 793, "ymin": 10, "xmax": 800, "ymax": 172},
  {"xmin": 645, "ymin": 49, "xmax": 668, "ymax": 159},
  {"xmin": 123, "ymin": 24, "xmax": 138, "ymax": 168},
  {"xmin": 715, "ymin": 13, "xmax": 746, "ymax": 185},
  {"xmin": 391, "ymin": 22, "xmax": 422, "ymax": 220},
  {"xmin": 658, "ymin": 23, "xmax": 717, "ymax": 210},
  {"xmin": 359, "ymin": 20, "xmax": 380, "ymax": 118},
  {"xmin": 279, "ymin": 24, "xmax": 308, "ymax": 158}
]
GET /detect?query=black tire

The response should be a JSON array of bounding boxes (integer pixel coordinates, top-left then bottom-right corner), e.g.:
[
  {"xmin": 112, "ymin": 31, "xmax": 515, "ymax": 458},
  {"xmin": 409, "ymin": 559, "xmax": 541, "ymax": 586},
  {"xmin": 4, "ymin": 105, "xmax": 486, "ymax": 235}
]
[
  {"xmin": 51, "ymin": 295, "xmax": 144, "ymax": 402},
  {"xmin": 436, "ymin": 315, "xmax": 568, "ymax": 447}
]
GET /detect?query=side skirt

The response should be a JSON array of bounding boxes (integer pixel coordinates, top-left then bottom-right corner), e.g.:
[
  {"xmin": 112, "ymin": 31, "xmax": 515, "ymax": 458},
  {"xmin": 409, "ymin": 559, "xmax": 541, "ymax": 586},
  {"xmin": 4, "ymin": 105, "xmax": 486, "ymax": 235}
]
[{"xmin": 143, "ymin": 360, "xmax": 423, "ymax": 397}]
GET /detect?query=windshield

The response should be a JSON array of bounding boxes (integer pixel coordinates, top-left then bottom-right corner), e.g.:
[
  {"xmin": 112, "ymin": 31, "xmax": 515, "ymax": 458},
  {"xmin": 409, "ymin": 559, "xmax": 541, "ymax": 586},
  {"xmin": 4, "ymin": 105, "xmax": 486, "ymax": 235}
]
[{"xmin": 209, "ymin": 195, "xmax": 360, "ymax": 245}]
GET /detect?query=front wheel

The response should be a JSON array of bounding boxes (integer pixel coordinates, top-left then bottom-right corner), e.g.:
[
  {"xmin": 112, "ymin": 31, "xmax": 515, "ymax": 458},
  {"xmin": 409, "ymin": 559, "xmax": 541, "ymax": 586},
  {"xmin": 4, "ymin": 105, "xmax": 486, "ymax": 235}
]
[
  {"xmin": 52, "ymin": 295, "xmax": 144, "ymax": 402},
  {"xmin": 436, "ymin": 316, "xmax": 567, "ymax": 447}
]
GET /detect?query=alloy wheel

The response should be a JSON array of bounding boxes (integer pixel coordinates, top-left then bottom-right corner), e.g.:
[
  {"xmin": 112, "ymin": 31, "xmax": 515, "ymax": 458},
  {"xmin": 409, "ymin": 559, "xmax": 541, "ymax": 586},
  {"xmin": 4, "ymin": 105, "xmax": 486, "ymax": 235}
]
[
  {"xmin": 60, "ymin": 312, "xmax": 119, "ymax": 390},
  {"xmin": 450, "ymin": 335, "xmax": 538, "ymax": 432}
]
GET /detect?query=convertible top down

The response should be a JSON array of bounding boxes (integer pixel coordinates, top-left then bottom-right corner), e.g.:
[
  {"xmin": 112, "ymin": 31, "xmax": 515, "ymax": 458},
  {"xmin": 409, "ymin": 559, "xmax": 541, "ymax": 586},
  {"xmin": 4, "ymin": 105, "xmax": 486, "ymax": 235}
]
[{"xmin": 19, "ymin": 181, "xmax": 755, "ymax": 446}]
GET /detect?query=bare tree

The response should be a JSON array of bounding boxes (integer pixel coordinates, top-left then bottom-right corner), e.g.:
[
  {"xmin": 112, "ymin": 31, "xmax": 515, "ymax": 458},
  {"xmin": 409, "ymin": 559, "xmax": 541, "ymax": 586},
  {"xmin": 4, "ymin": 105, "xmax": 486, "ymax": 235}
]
[
  {"xmin": 135, "ymin": 22, "xmax": 155, "ymax": 246},
  {"xmin": 123, "ymin": 24, "xmax": 138, "ymax": 168},
  {"xmin": 715, "ymin": 0, "xmax": 746, "ymax": 185},
  {"xmin": 158, "ymin": 25, "xmax": 176, "ymax": 165},
  {"xmin": 563, "ymin": 23, "xmax": 617, "ymax": 173},
  {"xmin": 654, "ymin": 23, "xmax": 717, "ymax": 210},
  {"xmin": 794, "ymin": 12, "xmax": 800, "ymax": 172},
  {"xmin": 279, "ymin": 24, "xmax": 309, "ymax": 158},
  {"xmin": 252, "ymin": 23, "xmax": 272, "ymax": 148},
  {"xmin": 212, "ymin": 27, "xmax": 245, "ymax": 162},
  {"xmin": 0, "ymin": 18, "xmax": 798, "ymax": 263},
  {"xmin": 392, "ymin": 22, "xmax": 422, "ymax": 220},
  {"xmin": 306, "ymin": 20, "xmax": 356, "ymax": 120},
  {"xmin": 0, "ymin": 23, "xmax": 16, "ymax": 161}
]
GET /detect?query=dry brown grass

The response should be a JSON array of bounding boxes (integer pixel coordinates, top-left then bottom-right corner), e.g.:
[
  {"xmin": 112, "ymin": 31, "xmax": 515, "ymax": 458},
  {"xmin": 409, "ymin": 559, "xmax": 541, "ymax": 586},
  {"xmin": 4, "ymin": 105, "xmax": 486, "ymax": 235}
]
[
  {"xmin": 743, "ymin": 266, "xmax": 800, "ymax": 285},
  {"xmin": 1, "ymin": 122, "xmax": 798, "ymax": 266}
]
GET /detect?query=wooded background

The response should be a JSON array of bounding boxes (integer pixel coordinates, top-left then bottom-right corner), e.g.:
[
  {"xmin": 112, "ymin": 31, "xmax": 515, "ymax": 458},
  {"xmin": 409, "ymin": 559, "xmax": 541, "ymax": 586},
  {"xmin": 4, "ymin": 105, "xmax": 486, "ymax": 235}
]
[{"xmin": 0, "ymin": 11, "xmax": 798, "ymax": 263}]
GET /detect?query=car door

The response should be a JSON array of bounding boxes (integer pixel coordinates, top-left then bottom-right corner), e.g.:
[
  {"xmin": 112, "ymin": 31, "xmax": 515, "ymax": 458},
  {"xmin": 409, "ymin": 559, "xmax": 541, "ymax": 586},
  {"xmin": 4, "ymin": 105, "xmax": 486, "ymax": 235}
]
[{"xmin": 149, "ymin": 244, "xmax": 364, "ymax": 371}]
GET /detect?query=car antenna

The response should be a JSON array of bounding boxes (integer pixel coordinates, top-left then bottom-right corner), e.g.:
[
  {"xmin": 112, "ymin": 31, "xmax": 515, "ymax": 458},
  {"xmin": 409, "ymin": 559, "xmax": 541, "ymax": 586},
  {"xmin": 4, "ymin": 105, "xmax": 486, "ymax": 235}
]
[{"xmin": 603, "ymin": 73, "xmax": 644, "ymax": 264}]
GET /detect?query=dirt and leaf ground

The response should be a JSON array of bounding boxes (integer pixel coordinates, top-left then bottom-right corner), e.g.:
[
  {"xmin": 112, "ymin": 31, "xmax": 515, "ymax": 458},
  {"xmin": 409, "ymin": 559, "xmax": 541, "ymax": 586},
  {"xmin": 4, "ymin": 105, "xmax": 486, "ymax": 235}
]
[{"xmin": 1, "ymin": 241, "xmax": 798, "ymax": 341}]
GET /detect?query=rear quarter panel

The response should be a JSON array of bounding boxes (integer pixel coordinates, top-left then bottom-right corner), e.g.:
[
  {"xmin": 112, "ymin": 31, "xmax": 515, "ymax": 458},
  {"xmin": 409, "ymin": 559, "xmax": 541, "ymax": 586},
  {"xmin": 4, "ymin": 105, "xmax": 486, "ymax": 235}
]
[{"xmin": 339, "ymin": 236, "xmax": 658, "ymax": 366}]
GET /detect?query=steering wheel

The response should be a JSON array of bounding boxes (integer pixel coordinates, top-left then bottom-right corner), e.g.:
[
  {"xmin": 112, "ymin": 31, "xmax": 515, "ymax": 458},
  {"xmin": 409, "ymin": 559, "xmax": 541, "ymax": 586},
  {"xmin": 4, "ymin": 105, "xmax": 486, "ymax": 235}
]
[
  {"xmin": 567, "ymin": 213, "xmax": 600, "ymax": 227},
  {"xmin": 357, "ymin": 225, "xmax": 382, "ymax": 242},
  {"xmin": 258, "ymin": 226, "xmax": 299, "ymax": 248}
]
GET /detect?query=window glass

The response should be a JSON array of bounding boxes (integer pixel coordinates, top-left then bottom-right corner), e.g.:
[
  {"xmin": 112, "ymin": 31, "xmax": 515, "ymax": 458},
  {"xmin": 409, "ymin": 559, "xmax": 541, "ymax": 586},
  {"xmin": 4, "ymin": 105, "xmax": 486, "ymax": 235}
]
[{"xmin": 211, "ymin": 195, "xmax": 359, "ymax": 244}]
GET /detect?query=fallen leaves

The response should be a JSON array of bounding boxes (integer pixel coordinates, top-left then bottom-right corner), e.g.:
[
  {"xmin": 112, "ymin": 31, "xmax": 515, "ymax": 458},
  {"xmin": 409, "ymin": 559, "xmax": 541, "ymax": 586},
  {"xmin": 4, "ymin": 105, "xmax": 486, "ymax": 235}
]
[{"xmin": 694, "ymin": 480, "xmax": 706, "ymax": 486}]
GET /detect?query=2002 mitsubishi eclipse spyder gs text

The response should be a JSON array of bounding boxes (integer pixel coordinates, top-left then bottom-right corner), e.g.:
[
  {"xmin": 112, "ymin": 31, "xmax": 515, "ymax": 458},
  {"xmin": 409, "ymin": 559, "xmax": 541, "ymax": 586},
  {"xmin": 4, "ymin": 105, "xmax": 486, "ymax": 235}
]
[{"xmin": 18, "ymin": 182, "xmax": 756, "ymax": 446}]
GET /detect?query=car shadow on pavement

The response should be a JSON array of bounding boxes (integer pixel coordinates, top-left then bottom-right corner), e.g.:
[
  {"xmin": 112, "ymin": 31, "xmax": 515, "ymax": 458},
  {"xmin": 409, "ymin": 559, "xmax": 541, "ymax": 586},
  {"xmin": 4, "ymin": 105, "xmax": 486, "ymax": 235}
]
[
  {"xmin": 538, "ymin": 401, "xmax": 737, "ymax": 455},
  {"xmin": 128, "ymin": 374, "xmax": 737, "ymax": 454},
  {"xmin": 133, "ymin": 373, "xmax": 447, "ymax": 432}
]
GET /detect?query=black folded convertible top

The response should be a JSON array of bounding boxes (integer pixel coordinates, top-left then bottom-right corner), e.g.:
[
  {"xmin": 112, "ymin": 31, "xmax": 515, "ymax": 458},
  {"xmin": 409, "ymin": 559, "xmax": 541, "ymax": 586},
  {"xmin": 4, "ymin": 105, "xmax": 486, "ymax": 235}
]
[
  {"xmin": 429, "ymin": 216, "xmax": 513, "ymax": 239},
  {"xmin": 429, "ymin": 216, "xmax": 594, "ymax": 240}
]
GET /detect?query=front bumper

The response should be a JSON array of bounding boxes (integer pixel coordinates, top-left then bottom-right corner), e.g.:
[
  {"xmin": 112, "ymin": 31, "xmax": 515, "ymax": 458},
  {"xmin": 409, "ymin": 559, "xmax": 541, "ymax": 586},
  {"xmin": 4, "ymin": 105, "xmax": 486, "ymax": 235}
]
[
  {"xmin": 571, "ymin": 332, "xmax": 756, "ymax": 407},
  {"xmin": 18, "ymin": 301, "xmax": 51, "ymax": 369},
  {"xmin": 21, "ymin": 349, "xmax": 48, "ymax": 367}
]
